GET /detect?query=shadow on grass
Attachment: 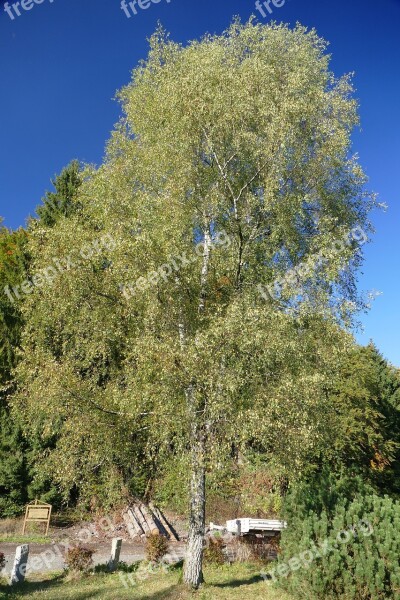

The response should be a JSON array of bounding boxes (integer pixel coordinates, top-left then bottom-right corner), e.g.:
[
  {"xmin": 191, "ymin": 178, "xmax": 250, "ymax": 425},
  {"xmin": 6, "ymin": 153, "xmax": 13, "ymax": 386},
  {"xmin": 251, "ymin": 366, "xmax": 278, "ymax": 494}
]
[
  {"xmin": 0, "ymin": 578, "xmax": 179, "ymax": 600},
  {"xmin": 139, "ymin": 587, "xmax": 181, "ymax": 600},
  {"xmin": 212, "ymin": 575, "xmax": 263, "ymax": 588},
  {"xmin": 0, "ymin": 575, "xmax": 64, "ymax": 598}
]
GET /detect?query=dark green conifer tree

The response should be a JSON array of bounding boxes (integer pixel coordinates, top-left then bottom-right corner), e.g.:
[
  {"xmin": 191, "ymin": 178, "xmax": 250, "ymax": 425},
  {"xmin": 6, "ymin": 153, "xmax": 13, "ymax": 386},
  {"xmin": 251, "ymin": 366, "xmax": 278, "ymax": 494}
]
[
  {"xmin": 0, "ymin": 161, "xmax": 82, "ymax": 515},
  {"xmin": 36, "ymin": 160, "xmax": 82, "ymax": 227}
]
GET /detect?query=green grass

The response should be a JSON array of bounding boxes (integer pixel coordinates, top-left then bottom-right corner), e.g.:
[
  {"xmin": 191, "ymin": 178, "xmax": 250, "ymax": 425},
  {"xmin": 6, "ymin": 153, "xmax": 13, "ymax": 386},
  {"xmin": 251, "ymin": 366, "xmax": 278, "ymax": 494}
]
[
  {"xmin": 0, "ymin": 563, "xmax": 292, "ymax": 600},
  {"xmin": 0, "ymin": 535, "xmax": 50, "ymax": 544},
  {"xmin": 0, "ymin": 517, "xmax": 56, "ymax": 544}
]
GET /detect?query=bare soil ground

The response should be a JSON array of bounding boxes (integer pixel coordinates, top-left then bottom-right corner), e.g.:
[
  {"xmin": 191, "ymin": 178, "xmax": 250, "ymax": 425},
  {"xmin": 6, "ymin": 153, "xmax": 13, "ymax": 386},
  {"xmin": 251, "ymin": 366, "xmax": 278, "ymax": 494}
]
[
  {"xmin": 1, "ymin": 540, "xmax": 186, "ymax": 575},
  {"xmin": 0, "ymin": 510, "xmax": 187, "ymax": 575}
]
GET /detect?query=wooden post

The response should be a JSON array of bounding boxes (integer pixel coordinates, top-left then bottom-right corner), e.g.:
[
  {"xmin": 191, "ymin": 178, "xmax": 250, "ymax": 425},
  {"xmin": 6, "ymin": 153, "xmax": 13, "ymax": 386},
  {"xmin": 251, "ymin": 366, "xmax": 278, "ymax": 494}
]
[
  {"xmin": 140, "ymin": 504, "xmax": 159, "ymax": 535},
  {"xmin": 122, "ymin": 512, "xmax": 138, "ymax": 539},
  {"xmin": 108, "ymin": 538, "xmax": 123, "ymax": 572},
  {"xmin": 45, "ymin": 505, "xmax": 52, "ymax": 536},
  {"xmin": 127, "ymin": 508, "xmax": 145, "ymax": 537},
  {"xmin": 22, "ymin": 499, "xmax": 52, "ymax": 536},
  {"xmin": 10, "ymin": 544, "xmax": 29, "ymax": 585},
  {"xmin": 150, "ymin": 503, "xmax": 180, "ymax": 541},
  {"xmin": 133, "ymin": 505, "xmax": 150, "ymax": 535}
]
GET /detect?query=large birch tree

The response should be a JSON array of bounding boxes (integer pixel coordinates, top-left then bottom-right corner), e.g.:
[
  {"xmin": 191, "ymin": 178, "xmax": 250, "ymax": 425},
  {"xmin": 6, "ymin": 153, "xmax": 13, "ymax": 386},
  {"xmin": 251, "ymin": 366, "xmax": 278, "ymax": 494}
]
[{"xmin": 14, "ymin": 21, "xmax": 377, "ymax": 588}]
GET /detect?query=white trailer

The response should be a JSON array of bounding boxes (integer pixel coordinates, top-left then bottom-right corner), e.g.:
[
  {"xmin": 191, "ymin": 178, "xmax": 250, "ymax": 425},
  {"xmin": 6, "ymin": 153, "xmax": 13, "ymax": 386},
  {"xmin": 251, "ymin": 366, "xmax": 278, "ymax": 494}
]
[{"xmin": 210, "ymin": 518, "xmax": 286, "ymax": 537}]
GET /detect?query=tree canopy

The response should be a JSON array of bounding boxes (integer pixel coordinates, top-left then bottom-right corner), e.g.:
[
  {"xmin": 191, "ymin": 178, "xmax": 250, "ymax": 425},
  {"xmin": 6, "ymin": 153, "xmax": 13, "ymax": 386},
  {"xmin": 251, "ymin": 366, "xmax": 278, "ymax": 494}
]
[{"xmin": 6, "ymin": 20, "xmax": 384, "ymax": 588}]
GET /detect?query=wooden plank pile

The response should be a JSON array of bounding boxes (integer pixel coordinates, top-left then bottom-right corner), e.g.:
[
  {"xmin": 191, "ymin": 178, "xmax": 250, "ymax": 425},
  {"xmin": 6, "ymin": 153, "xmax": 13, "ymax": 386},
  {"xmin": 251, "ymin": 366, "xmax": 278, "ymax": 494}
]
[{"xmin": 122, "ymin": 502, "xmax": 179, "ymax": 541}]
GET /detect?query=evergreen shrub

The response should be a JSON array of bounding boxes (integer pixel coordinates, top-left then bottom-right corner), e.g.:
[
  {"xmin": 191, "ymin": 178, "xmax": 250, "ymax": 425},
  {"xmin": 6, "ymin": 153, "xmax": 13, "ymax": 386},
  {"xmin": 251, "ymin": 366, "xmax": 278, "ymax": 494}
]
[{"xmin": 277, "ymin": 490, "xmax": 400, "ymax": 599}]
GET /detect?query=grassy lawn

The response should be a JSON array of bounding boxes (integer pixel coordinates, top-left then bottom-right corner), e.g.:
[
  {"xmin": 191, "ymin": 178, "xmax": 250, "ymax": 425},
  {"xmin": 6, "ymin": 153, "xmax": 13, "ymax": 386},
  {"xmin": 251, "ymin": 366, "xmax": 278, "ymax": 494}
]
[
  {"xmin": 0, "ymin": 536, "xmax": 50, "ymax": 544},
  {"xmin": 0, "ymin": 564, "xmax": 291, "ymax": 600},
  {"xmin": 0, "ymin": 518, "xmax": 52, "ymax": 544}
]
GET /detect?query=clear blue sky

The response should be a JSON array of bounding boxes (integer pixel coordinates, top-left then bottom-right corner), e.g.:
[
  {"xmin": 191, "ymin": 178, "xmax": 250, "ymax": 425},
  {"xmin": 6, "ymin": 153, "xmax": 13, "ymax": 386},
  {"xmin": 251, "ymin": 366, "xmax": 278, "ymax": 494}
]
[{"xmin": 0, "ymin": 0, "xmax": 399, "ymax": 364}]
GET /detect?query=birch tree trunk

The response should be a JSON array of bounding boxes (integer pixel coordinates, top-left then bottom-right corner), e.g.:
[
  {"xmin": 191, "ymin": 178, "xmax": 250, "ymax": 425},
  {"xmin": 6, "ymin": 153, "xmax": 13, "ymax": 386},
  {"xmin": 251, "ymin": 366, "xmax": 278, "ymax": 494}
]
[
  {"xmin": 184, "ymin": 405, "xmax": 206, "ymax": 588},
  {"xmin": 183, "ymin": 223, "xmax": 211, "ymax": 588}
]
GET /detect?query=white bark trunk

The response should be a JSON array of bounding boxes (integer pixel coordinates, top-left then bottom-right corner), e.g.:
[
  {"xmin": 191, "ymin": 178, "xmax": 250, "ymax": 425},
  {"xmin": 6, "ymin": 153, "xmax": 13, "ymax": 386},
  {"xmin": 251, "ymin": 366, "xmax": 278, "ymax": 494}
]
[
  {"xmin": 199, "ymin": 227, "xmax": 211, "ymax": 313},
  {"xmin": 183, "ymin": 427, "xmax": 206, "ymax": 588},
  {"xmin": 183, "ymin": 222, "xmax": 211, "ymax": 588}
]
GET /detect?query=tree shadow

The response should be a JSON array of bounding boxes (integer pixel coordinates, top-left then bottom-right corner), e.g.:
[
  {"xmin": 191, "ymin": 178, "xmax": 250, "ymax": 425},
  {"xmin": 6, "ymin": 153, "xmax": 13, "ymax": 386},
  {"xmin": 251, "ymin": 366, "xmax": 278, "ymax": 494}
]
[
  {"xmin": 0, "ymin": 578, "xmax": 179, "ymax": 600},
  {"xmin": 0, "ymin": 575, "xmax": 64, "ymax": 597},
  {"xmin": 212, "ymin": 575, "xmax": 263, "ymax": 588},
  {"xmin": 143, "ymin": 589, "xmax": 179, "ymax": 600}
]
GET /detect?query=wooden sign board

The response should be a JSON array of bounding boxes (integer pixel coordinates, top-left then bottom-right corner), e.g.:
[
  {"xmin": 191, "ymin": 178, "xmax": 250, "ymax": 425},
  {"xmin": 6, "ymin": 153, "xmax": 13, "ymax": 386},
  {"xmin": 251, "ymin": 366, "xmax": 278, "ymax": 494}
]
[{"xmin": 22, "ymin": 500, "xmax": 52, "ymax": 536}]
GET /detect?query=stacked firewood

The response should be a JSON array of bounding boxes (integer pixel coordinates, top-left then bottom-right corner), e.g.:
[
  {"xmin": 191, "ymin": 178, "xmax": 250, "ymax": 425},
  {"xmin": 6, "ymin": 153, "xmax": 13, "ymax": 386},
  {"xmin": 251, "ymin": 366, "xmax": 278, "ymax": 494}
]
[{"xmin": 122, "ymin": 502, "xmax": 179, "ymax": 541}]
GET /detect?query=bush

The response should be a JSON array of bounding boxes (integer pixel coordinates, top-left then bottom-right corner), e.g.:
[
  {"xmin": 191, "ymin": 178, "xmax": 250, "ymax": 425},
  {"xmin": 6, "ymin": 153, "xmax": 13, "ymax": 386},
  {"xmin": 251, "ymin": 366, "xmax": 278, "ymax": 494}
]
[
  {"xmin": 227, "ymin": 536, "xmax": 252, "ymax": 563},
  {"xmin": 242, "ymin": 534, "xmax": 279, "ymax": 562},
  {"xmin": 204, "ymin": 536, "xmax": 226, "ymax": 565},
  {"xmin": 65, "ymin": 546, "xmax": 94, "ymax": 573},
  {"xmin": 277, "ymin": 488, "xmax": 400, "ymax": 600},
  {"xmin": 145, "ymin": 533, "xmax": 169, "ymax": 563},
  {"xmin": 94, "ymin": 560, "xmax": 141, "ymax": 574},
  {"xmin": 225, "ymin": 534, "xmax": 279, "ymax": 563},
  {"xmin": 0, "ymin": 551, "xmax": 5, "ymax": 571},
  {"xmin": 115, "ymin": 561, "xmax": 141, "ymax": 573}
]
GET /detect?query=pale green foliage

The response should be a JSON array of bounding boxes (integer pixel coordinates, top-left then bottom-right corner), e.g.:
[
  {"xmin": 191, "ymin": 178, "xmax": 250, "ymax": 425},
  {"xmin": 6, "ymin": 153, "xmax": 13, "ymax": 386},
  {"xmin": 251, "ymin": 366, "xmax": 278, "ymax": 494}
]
[{"xmin": 13, "ymin": 20, "xmax": 376, "ymax": 503}]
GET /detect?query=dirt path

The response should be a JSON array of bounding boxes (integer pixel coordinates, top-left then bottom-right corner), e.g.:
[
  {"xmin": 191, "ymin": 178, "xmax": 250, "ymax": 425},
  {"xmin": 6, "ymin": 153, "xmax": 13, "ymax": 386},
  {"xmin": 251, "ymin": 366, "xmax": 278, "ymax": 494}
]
[{"xmin": 1, "ymin": 541, "xmax": 186, "ymax": 575}]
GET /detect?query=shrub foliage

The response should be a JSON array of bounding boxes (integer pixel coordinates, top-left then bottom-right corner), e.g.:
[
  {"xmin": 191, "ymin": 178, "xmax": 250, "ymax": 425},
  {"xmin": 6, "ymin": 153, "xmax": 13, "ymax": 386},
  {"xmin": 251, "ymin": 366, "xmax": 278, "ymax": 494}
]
[
  {"xmin": 65, "ymin": 546, "xmax": 94, "ymax": 573},
  {"xmin": 279, "ymin": 490, "xmax": 400, "ymax": 599},
  {"xmin": 145, "ymin": 533, "xmax": 169, "ymax": 563},
  {"xmin": 204, "ymin": 536, "xmax": 226, "ymax": 566}
]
